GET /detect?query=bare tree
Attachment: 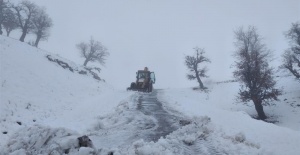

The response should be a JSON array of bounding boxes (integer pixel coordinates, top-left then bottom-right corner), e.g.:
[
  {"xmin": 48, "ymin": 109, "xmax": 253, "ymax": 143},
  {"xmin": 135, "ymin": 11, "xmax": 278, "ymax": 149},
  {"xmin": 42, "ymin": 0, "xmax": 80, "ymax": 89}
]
[
  {"xmin": 77, "ymin": 37, "xmax": 109, "ymax": 67},
  {"xmin": 280, "ymin": 22, "xmax": 300, "ymax": 80},
  {"xmin": 2, "ymin": 7, "xmax": 18, "ymax": 36},
  {"xmin": 13, "ymin": 0, "xmax": 38, "ymax": 42},
  {"xmin": 0, "ymin": 0, "xmax": 10, "ymax": 35},
  {"xmin": 31, "ymin": 7, "xmax": 53, "ymax": 47},
  {"xmin": 185, "ymin": 47, "xmax": 211, "ymax": 89},
  {"xmin": 233, "ymin": 26, "xmax": 281, "ymax": 120}
]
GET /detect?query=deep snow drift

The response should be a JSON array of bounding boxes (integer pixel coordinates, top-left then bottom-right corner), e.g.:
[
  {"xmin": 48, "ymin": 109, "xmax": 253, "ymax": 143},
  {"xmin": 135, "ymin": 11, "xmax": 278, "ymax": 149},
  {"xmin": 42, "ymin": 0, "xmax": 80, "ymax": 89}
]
[{"xmin": 1, "ymin": 35, "xmax": 300, "ymax": 155}]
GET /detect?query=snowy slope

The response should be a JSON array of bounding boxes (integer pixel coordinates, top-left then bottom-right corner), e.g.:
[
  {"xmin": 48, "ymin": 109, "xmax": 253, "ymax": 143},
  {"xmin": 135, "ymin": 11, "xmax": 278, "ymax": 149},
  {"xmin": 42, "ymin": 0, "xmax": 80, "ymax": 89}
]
[
  {"xmin": 158, "ymin": 78, "xmax": 300, "ymax": 155},
  {"xmin": 0, "ymin": 36, "xmax": 134, "ymax": 153}
]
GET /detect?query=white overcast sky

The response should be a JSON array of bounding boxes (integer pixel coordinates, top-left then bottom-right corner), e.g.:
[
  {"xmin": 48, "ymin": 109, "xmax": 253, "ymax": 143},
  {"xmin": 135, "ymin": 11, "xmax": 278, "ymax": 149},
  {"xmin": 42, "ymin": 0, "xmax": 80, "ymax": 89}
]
[{"xmin": 10, "ymin": 0, "xmax": 300, "ymax": 89}]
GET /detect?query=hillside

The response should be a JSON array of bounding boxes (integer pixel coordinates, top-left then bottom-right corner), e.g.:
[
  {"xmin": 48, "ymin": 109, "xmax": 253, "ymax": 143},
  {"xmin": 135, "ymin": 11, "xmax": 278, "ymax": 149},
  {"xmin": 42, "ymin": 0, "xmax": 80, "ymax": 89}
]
[
  {"xmin": 0, "ymin": 36, "xmax": 134, "ymax": 153},
  {"xmin": 158, "ymin": 78, "xmax": 300, "ymax": 154},
  {"xmin": 1, "ymin": 35, "xmax": 300, "ymax": 154}
]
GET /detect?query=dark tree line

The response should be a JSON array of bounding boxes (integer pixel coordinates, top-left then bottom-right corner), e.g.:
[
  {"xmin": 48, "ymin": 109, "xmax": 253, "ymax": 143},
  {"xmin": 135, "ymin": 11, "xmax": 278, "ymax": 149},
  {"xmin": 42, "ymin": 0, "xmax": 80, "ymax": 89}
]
[{"xmin": 0, "ymin": 0, "xmax": 52, "ymax": 47}]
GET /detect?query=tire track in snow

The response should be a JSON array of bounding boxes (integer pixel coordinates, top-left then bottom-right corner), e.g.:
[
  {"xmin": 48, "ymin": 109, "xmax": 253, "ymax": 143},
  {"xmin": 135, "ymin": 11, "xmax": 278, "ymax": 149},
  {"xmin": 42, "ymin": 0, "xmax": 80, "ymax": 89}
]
[
  {"xmin": 136, "ymin": 90, "xmax": 215, "ymax": 155},
  {"xmin": 134, "ymin": 90, "xmax": 248, "ymax": 155},
  {"xmin": 137, "ymin": 90, "xmax": 181, "ymax": 142}
]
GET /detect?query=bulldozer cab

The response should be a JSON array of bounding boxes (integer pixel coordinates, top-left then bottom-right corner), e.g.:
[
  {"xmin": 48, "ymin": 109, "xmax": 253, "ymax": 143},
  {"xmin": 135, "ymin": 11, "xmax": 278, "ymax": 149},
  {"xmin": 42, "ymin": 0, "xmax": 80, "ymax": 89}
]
[
  {"xmin": 128, "ymin": 70, "xmax": 155, "ymax": 92},
  {"xmin": 136, "ymin": 71, "xmax": 155, "ymax": 84}
]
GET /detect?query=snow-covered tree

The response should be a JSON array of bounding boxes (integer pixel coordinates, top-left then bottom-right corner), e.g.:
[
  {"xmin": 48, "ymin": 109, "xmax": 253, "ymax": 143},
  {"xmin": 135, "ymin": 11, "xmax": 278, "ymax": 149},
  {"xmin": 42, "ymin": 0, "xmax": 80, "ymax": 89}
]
[
  {"xmin": 77, "ymin": 37, "xmax": 109, "ymax": 67},
  {"xmin": 281, "ymin": 22, "xmax": 300, "ymax": 81},
  {"xmin": 13, "ymin": 0, "xmax": 38, "ymax": 42},
  {"xmin": 185, "ymin": 47, "xmax": 211, "ymax": 89},
  {"xmin": 233, "ymin": 26, "xmax": 281, "ymax": 120},
  {"xmin": 0, "ymin": 0, "xmax": 11, "ymax": 35},
  {"xmin": 2, "ymin": 7, "xmax": 18, "ymax": 36},
  {"xmin": 31, "ymin": 7, "xmax": 53, "ymax": 47}
]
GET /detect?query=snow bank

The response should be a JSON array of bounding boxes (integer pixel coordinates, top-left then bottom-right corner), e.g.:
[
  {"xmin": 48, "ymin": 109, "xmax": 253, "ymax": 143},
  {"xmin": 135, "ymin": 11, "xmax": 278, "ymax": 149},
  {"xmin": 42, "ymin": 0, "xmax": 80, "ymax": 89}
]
[
  {"xmin": 1, "ymin": 124, "xmax": 98, "ymax": 155},
  {"xmin": 114, "ymin": 116, "xmax": 264, "ymax": 155}
]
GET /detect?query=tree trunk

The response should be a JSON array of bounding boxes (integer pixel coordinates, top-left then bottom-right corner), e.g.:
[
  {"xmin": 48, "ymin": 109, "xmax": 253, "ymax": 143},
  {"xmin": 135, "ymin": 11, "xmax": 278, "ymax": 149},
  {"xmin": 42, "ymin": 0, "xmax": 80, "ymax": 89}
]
[
  {"xmin": 6, "ymin": 29, "xmax": 11, "ymax": 37},
  {"xmin": 19, "ymin": 26, "xmax": 28, "ymax": 42},
  {"xmin": 19, "ymin": 30, "xmax": 27, "ymax": 42},
  {"xmin": 197, "ymin": 76, "xmax": 204, "ymax": 89},
  {"xmin": 35, "ymin": 35, "xmax": 41, "ymax": 47},
  {"xmin": 195, "ymin": 68, "xmax": 204, "ymax": 89},
  {"xmin": 83, "ymin": 58, "xmax": 89, "ymax": 66},
  {"xmin": 253, "ymin": 99, "xmax": 267, "ymax": 120}
]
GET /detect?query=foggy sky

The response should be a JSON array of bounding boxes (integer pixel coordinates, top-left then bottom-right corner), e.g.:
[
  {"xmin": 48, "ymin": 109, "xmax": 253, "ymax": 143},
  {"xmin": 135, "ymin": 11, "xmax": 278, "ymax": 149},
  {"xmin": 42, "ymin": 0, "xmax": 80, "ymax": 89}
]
[{"xmin": 11, "ymin": 0, "xmax": 300, "ymax": 89}]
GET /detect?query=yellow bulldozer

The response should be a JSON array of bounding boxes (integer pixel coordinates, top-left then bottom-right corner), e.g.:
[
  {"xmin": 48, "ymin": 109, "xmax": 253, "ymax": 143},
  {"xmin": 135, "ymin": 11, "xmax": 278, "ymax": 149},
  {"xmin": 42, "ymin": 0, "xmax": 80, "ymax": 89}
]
[{"xmin": 127, "ymin": 69, "xmax": 155, "ymax": 92}]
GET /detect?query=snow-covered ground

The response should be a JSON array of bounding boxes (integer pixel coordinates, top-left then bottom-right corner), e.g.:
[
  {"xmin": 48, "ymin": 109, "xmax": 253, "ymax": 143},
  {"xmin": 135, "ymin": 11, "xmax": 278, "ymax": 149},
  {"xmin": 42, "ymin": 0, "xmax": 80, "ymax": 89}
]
[
  {"xmin": 158, "ymin": 78, "xmax": 300, "ymax": 154},
  {"xmin": 159, "ymin": 77, "xmax": 300, "ymax": 131},
  {"xmin": 0, "ymin": 36, "xmax": 134, "ymax": 154},
  {"xmin": 1, "ymin": 35, "xmax": 300, "ymax": 154}
]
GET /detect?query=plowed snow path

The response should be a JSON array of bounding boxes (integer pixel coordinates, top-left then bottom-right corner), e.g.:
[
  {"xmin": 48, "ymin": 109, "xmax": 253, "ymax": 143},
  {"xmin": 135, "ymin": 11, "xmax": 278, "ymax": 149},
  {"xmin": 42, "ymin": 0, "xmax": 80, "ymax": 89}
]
[
  {"xmin": 137, "ymin": 91, "xmax": 181, "ymax": 142},
  {"xmin": 89, "ymin": 90, "xmax": 262, "ymax": 154},
  {"xmin": 89, "ymin": 90, "xmax": 187, "ymax": 150}
]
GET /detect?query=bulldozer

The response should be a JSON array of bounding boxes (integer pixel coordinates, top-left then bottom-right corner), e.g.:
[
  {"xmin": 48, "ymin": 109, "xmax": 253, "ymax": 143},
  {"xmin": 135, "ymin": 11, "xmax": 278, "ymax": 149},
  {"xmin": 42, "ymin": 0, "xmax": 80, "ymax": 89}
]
[{"xmin": 127, "ymin": 70, "xmax": 155, "ymax": 92}]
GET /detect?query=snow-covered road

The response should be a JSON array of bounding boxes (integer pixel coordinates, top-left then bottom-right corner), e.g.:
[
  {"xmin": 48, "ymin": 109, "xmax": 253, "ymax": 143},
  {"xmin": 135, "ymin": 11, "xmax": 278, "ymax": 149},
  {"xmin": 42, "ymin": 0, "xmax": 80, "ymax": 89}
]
[
  {"xmin": 135, "ymin": 90, "xmax": 224, "ymax": 155},
  {"xmin": 137, "ymin": 90, "xmax": 182, "ymax": 142},
  {"xmin": 87, "ymin": 90, "xmax": 262, "ymax": 155},
  {"xmin": 89, "ymin": 90, "xmax": 193, "ymax": 153}
]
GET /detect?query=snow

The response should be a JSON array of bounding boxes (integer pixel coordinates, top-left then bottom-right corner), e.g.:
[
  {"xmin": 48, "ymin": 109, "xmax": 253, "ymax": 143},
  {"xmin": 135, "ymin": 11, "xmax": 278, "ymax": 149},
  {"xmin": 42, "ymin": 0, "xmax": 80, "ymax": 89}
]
[
  {"xmin": 158, "ymin": 78, "xmax": 300, "ymax": 155},
  {"xmin": 1, "ymin": 35, "xmax": 300, "ymax": 154},
  {"xmin": 3, "ymin": 125, "xmax": 79, "ymax": 154},
  {"xmin": 0, "ymin": 36, "xmax": 134, "ymax": 154}
]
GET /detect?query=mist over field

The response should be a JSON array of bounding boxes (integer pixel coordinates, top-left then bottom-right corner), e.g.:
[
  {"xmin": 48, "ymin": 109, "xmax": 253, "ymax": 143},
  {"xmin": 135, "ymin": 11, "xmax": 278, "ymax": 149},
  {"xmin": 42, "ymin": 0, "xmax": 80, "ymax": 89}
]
[{"xmin": 8, "ymin": 0, "xmax": 299, "ymax": 89}]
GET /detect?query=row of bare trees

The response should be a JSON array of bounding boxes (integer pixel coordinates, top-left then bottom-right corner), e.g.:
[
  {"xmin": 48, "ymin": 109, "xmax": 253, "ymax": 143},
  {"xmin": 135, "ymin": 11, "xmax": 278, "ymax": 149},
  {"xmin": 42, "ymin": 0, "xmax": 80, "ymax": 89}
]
[
  {"xmin": 185, "ymin": 22, "xmax": 300, "ymax": 120},
  {"xmin": 0, "ymin": 0, "xmax": 53, "ymax": 47}
]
